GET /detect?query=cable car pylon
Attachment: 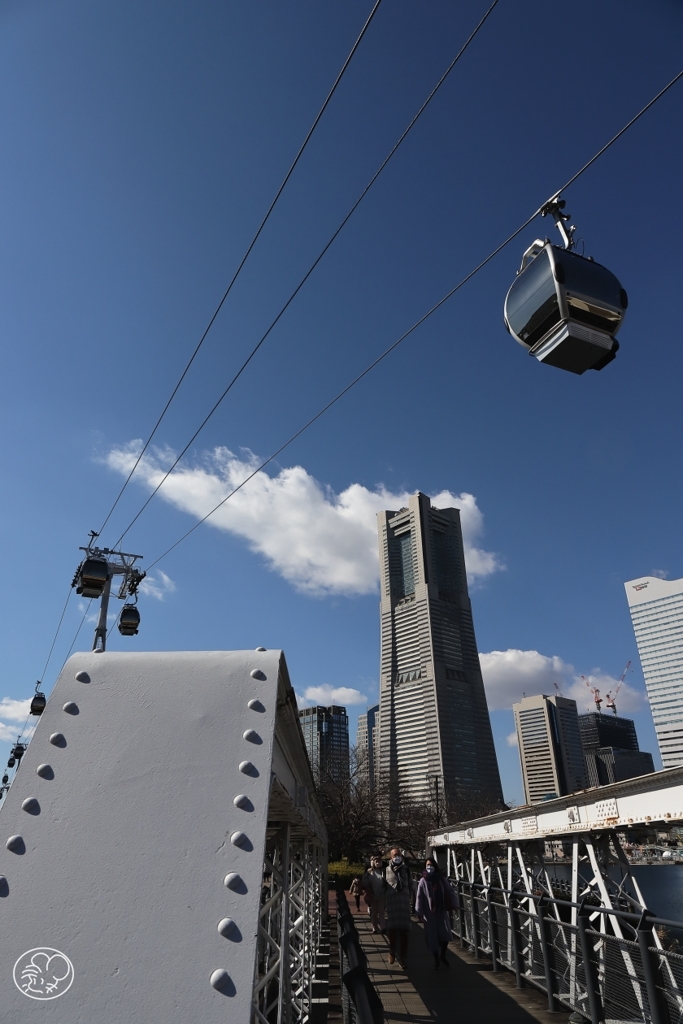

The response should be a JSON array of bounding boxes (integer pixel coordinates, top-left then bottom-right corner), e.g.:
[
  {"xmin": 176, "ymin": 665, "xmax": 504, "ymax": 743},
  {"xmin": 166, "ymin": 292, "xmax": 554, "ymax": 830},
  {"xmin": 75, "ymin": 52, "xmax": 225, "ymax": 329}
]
[{"xmin": 72, "ymin": 532, "xmax": 146, "ymax": 652}]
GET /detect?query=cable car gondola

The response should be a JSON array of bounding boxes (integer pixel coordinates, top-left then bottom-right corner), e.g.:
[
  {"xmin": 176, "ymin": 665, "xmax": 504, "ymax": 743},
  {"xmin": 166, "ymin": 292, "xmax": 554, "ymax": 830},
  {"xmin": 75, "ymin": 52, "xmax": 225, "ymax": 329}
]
[
  {"xmin": 504, "ymin": 197, "xmax": 627, "ymax": 375},
  {"xmin": 118, "ymin": 604, "xmax": 140, "ymax": 636},
  {"xmin": 30, "ymin": 690, "xmax": 46, "ymax": 716},
  {"xmin": 76, "ymin": 557, "xmax": 110, "ymax": 598}
]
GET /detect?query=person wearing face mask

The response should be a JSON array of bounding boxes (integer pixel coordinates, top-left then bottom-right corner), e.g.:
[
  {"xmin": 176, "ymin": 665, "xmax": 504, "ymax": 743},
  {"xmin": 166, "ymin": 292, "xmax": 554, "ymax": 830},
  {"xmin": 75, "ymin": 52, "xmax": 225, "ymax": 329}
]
[
  {"xmin": 362, "ymin": 855, "xmax": 387, "ymax": 934},
  {"xmin": 415, "ymin": 858, "xmax": 458, "ymax": 970},
  {"xmin": 384, "ymin": 847, "xmax": 414, "ymax": 968}
]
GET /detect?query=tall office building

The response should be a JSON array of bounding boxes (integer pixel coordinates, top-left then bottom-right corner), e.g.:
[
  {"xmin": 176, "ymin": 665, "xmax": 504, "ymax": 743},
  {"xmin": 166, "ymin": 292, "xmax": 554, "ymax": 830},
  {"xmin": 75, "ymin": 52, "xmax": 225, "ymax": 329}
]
[
  {"xmin": 298, "ymin": 705, "xmax": 349, "ymax": 784},
  {"xmin": 356, "ymin": 704, "xmax": 380, "ymax": 789},
  {"xmin": 578, "ymin": 711, "xmax": 654, "ymax": 787},
  {"xmin": 377, "ymin": 492, "xmax": 502, "ymax": 810},
  {"xmin": 513, "ymin": 694, "xmax": 587, "ymax": 805},
  {"xmin": 625, "ymin": 575, "xmax": 683, "ymax": 769}
]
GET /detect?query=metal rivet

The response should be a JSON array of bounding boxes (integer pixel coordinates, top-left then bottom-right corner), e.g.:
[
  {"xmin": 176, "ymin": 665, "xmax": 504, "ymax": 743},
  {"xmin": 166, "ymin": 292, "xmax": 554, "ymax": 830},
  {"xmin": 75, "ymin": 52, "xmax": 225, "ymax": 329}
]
[
  {"xmin": 247, "ymin": 699, "xmax": 265, "ymax": 712},
  {"xmin": 224, "ymin": 872, "xmax": 242, "ymax": 890},
  {"xmin": 243, "ymin": 729, "xmax": 261, "ymax": 744},
  {"xmin": 49, "ymin": 732, "xmax": 66, "ymax": 747},
  {"xmin": 22, "ymin": 797, "xmax": 39, "ymax": 814},
  {"xmin": 255, "ymin": 647, "xmax": 266, "ymax": 652},
  {"xmin": 239, "ymin": 761, "xmax": 255, "ymax": 775},
  {"xmin": 233, "ymin": 794, "xmax": 250, "ymax": 809},
  {"xmin": 217, "ymin": 917, "xmax": 236, "ymax": 938},
  {"xmin": 63, "ymin": 702, "xmax": 79, "ymax": 714},
  {"xmin": 209, "ymin": 968, "xmax": 231, "ymax": 991},
  {"xmin": 230, "ymin": 830, "xmax": 247, "ymax": 847},
  {"xmin": 250, "ymin": 669, "xmax": 266, "ymax": 680},
  {"xmin": 6, "ymin": 835, "xmax": 23, "ymax": 852},
  {"xmin": 36, "ymin": 764, "xmax": 53, "ymax": 779},
  {"xmin": 75, "ymin": 671, "xmax": 90, "ymax": 683}
]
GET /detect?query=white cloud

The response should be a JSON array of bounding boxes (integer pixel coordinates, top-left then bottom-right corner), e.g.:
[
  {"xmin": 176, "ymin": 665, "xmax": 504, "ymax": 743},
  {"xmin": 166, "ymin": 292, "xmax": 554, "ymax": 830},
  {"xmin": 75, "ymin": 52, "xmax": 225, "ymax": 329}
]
[
  {"xmin": 652, "ymin": 569, "xmax": 669, "ymax": 579},
  {"xmin": 104, "ymin": 443, "xmax": 502, "ymax": 596},
  {"xmin": 506, "ymin": 731, "xmax": 518, "ymax": 747},
  {"xmin": 480, "ymin": 649, "xmax": 644, "ymax": 714},
  {"xmin": 139, "ymin": 570, "xmax": 176, "ymax": 601},
  {"xmin": 300, "ymin": 684, "xmax": 367, "ymax": 706},
  {"xmin": 0, "ymin": 697, "xmax": 32, "ymax": 722},
  {"xmin": 0, "ymin": 697, "xmax": 36, "ymax": 744},
  {"xmin": 480, "ymin": 649, "xmax": 571, "ymax": 711}
]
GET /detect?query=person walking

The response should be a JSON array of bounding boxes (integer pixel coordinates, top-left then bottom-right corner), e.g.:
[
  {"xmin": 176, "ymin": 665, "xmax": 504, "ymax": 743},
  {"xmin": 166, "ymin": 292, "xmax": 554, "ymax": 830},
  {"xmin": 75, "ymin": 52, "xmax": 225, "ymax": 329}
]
[
  {"xmin": 362, "ymin": 855, "xmax": 387, "ymax": 933},
  {"xmin": 349, "ymin": 875, "xmax": 362, "ymax": 912},
  {"xmin": 384, "ymin": 848, "xmax": 413, "ymax": 968},
  {"xmin": 415, "ymin": 858, "xmax": 457, "ymax": 970}
]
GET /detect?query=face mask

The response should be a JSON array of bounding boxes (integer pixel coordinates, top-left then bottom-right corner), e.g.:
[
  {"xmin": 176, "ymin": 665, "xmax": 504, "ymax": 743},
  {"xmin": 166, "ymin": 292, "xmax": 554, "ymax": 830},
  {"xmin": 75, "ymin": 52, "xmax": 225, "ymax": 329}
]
[
  {"xmin": 392, "ymin": 856, "xmax": 402, "ymax": 865},
  {"xmin": 426, "ymin": 866, "xmax": 435, "ymax": 874}
]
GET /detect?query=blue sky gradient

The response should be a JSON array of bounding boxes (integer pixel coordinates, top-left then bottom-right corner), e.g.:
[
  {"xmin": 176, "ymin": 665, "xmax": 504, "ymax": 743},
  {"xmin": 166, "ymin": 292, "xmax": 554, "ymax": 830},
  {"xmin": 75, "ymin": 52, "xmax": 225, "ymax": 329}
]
[{"xmin": 1, "ymin": 0, "xmax": 682, "ymax": 805}]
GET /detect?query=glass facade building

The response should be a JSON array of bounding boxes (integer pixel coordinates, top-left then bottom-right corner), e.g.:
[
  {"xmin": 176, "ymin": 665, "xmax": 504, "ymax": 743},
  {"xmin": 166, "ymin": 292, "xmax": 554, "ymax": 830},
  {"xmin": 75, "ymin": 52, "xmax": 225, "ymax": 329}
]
[
  {"xmin": 513, "ymin": 694, "xmax": 588, "ymax": 805},
  {"xmin": 377, "ymin": 492, "xmax": 502, "ymax": 811},
  {"xmin": 356, "ymin": 703, "xmax": 379, "ymax": 789},
  {"xmin": 298, "ymin": 705, "xmax": 349, "ymax": 784},
  {"xmin": 625, "ymin": 575, "xmax": 683, "ymax": 769}
]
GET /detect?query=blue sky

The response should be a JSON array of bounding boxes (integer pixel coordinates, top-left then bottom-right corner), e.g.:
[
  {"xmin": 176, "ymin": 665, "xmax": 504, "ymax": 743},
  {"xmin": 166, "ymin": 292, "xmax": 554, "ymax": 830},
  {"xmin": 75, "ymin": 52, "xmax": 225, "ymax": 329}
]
[{"xmin": 0, "ymin": 0, "xmax": 682, "ymax": 807}]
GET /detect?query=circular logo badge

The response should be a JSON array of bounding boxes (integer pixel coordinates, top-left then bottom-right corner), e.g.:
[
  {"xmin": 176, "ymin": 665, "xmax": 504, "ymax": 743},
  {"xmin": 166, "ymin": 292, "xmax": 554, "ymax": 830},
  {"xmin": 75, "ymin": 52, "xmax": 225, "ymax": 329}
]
[{"xmin": 13, "ymin": 948, "xmax": 74, "ymax": 1000}]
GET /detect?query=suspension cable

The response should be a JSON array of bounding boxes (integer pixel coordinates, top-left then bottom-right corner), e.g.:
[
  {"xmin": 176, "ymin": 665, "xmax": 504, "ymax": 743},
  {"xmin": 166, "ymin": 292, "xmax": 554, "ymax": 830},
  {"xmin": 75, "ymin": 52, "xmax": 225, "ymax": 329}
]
[
  {"xmin": 112, "ymin": 0, "xmax": 502, "ymax": 546},
  {"xmin": 145, "ymin": 65, "xmax": 683, "ymax": 571},
  {"xmin": 96, "ymin": 0, "xmax": 386, "ymax": 538}
]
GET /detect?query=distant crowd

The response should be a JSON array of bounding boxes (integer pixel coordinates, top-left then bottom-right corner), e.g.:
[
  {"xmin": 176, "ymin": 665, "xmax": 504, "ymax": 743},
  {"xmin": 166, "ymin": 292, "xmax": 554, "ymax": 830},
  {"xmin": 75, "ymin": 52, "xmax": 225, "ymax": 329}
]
[{"xmin": 348, "ymin": 847, "xmax": 458, "ymax": 971}]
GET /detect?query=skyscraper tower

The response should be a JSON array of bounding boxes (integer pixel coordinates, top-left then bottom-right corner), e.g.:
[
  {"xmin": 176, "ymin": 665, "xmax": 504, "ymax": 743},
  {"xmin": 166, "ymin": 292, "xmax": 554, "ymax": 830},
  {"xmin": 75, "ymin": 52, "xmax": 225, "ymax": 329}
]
[
  {"xmin": 625, "ymin": 575, "xmax": 683, "ymax": 768},
  {"xmin": 298, "ymin": 705, "xmax": 349, "ymax": 784},
  {"xmin": 376, "ymin": 492, "xmax": 502, "ymax": 811},
  {"xmin": 356, "ymin": 703, "xmax": 379, "ymax": 789},
  {"xmin": 513, "ymin": 694, "xmax": 588, "ymax": 804}
]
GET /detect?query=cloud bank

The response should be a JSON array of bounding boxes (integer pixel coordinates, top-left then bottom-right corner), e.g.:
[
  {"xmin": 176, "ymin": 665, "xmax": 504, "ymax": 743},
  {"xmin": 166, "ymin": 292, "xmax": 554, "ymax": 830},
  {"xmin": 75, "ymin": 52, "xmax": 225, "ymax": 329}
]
[
  {"xmin": 105, "ymin": 443, "xmax": 502, "ymax": 596},
  {"xmin": 296, "ymin": 684, "xmax": 368, "ymax": 709},
  {"xmin": 0, "ymin": 697, "xmax": 35, "ymax": 744},
  {"xmin": 479, "ymin": 648, "xmax": 644, "ymax": 714}
]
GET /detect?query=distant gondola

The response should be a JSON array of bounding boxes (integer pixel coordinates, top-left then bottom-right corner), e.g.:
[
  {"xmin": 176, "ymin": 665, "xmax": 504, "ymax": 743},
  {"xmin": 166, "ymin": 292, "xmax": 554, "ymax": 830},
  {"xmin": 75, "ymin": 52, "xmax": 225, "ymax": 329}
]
[
  {"xmin": 118, "ymin": 604, "xmax": 140, "ymax": 636},
  {"xmin": 504, "ymin": 197, "xmax": 627, "ymax": 375}
]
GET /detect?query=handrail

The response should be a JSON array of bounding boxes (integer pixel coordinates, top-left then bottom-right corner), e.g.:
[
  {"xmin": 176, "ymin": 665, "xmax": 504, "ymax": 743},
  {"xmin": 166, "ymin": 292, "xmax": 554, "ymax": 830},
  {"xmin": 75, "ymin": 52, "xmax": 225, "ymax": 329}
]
[
  {"xmin": 334, "ymin": 882, "xmax": 384, "ymax": 1024},
  {"xmin": 453, "ymin": 879, "xmax": 683, "ymax": 931}
]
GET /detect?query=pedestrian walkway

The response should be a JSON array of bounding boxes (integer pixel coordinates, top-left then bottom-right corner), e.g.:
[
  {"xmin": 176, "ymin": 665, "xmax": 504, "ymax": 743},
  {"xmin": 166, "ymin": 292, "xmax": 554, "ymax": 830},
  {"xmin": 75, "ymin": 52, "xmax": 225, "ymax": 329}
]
[{"xmin": 346, "ymin": 894, "xmax": 572, "ymax": 1023}]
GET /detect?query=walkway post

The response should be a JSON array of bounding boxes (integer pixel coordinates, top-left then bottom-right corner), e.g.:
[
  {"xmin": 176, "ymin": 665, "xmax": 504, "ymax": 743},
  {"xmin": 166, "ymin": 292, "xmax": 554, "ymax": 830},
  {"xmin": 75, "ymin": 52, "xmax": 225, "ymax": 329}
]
[
  {"xmin": 536, "ymin": 898, "xmax": 558, "ymax": 1012},
  {"xmin": 508, "ymin": 890, "xmax": 525, "ymax": 989},
  {"xmin": 470, "ymin": 886, "xmax": 480, "ymax": 958},
  {"xmin": 576, "ymin": 902, "xmax": 603, "ymax": 1024},
  {"xmin": 637, "ymin": 911, "xmax": 668, "ymax": 1024},
  {"xmin": 456, "ymin": 880, "xmax": 466, "ymax": 949},
  {"xmin": 486, "ymin": 888, "xmax": 499, "ymax": 972}
]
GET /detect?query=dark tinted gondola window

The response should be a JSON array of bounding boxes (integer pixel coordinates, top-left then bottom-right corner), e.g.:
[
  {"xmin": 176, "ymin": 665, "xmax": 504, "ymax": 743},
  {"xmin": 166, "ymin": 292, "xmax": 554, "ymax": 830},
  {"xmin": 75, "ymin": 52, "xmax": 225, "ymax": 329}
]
[
  {"xmin": 506, "ymin": 250, "xmax": 561, "ymax": 346},
  {"xmin": 554, "ymin": 248, "xmax": 622, "ymax": 307}
]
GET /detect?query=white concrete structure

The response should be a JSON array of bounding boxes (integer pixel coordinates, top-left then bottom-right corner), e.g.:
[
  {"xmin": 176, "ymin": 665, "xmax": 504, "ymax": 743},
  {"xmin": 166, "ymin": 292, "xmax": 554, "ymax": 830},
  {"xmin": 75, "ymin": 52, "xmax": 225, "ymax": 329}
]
[
  {"xmin": 0, "ymin": 650, "xmax": 326, "ymax": 1024},
  {"xmin": 513, "ymin": 693, "xmax": 588, "ymax": 804},
  {"xmin": 625, "ymin": 575, "xmax": 683, "ymax": 768}
]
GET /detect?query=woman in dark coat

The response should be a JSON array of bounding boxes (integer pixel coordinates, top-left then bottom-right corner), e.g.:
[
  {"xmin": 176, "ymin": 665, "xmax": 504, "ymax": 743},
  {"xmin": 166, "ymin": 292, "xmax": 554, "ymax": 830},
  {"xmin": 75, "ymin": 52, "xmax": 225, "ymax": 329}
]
[{"xmin": 415, "ymin": 858, "xmax": 457, "ymax": 969}]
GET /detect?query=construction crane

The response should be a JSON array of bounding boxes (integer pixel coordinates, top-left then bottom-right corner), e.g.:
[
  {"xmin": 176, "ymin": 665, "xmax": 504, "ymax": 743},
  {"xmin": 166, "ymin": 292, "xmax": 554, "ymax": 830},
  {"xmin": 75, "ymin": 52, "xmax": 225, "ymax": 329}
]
[
  {"xmin": 582, "ymin": 675, "xmax": 603, "ymax": 713},
  {"xmin": 605, "ymin": 660, "xmax": 632, "ymax": 715}
]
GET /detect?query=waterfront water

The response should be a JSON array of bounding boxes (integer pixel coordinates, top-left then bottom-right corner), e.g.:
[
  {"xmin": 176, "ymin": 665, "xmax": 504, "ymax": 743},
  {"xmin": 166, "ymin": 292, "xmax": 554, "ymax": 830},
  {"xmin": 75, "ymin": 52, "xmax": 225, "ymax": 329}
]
[{"xmin": 632, "ymin": 865, "xmax": 683, "ymax": 922}]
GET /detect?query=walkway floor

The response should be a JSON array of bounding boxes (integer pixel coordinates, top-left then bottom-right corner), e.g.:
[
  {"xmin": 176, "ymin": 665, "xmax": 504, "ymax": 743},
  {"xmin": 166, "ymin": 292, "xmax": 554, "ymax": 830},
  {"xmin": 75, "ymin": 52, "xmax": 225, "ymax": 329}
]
[{"xmin": 346, "ymin": 896, "xmax": 573, "ymax": 1023}]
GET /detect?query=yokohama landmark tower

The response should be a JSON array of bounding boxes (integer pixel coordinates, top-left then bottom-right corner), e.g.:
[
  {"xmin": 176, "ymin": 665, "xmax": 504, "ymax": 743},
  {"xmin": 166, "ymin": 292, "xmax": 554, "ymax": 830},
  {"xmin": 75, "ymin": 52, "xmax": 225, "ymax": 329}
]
[{"xmin": 377, "ymin": 493, "xmax": 502, "ymax": 812}]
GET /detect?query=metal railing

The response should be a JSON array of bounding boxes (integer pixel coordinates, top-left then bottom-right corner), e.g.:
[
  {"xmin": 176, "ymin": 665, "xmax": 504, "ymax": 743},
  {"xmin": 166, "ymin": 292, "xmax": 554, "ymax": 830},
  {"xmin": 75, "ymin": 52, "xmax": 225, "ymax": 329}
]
[
  {"xmin": 335, "ymin": 885, "xmax": 384, "ymax": 1024},
  {"xmin": 451, "ymin": 879, "xmax": 683, "ymax": 1024}
]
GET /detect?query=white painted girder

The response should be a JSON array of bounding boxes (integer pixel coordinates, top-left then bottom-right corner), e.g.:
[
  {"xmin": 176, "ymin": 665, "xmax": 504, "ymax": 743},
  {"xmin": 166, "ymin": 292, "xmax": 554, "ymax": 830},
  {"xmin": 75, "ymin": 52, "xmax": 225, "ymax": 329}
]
[
  {"xmin": 429, "ymin": 766, "xmax": 683, "ymax": 846},
  {"xmin": 0, "ymin": 649, "xmax": 325, "ymax": 1022}
]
